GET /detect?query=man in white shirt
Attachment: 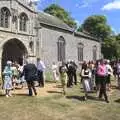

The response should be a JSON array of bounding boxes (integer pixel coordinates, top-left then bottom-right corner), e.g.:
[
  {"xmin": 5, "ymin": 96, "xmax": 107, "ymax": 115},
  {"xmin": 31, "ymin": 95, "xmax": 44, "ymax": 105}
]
[{"xmin": 37, "ymin": 58, "xmax": 46, "ymax": 87}]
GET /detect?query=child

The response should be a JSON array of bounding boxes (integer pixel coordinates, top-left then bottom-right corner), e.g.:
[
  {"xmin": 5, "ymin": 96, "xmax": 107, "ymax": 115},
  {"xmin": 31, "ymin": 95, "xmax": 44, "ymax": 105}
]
[
  {"xmin": 59, "ymin": 63, "xmax": 67, "ymax": 95},
  {"xmin": 11, "ymin": 63, "xmax": 19, "ymax": 90}
]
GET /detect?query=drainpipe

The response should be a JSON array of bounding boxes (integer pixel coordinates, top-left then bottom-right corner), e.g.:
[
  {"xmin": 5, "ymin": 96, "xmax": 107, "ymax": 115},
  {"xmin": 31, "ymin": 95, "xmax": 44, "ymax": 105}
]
[
  {"xmin": 39, "ymin": 26, "xmax": 43, "ymax": 59},
  {"xmin": 34, "ymin": 24, "xmax": 42, "ymax": 59}
]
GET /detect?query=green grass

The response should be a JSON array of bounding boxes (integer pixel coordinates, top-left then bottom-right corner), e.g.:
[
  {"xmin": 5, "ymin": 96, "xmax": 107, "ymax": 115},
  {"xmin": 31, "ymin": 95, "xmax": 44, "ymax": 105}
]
[{"xmin": 0, "ymin": 81, "xmax": 120, "ymax": 120}]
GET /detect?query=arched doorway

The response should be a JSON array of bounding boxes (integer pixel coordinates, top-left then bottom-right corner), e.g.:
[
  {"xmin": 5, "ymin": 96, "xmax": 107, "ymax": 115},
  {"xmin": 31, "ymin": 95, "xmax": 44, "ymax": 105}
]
[{"xmin": 2, "ymin": 39, "xmax": 28, "ymax": 71}]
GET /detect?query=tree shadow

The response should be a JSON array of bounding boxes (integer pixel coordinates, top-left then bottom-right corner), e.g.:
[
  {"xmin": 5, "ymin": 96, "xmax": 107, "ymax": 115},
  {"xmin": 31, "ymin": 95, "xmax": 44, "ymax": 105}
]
[
  {"xmin": 114, "ymin": 99, "xmax": 120, "ymax": 103},
  {"xmin": 47, "ymin": 90, "xmax": 62, "ymax": 94}
]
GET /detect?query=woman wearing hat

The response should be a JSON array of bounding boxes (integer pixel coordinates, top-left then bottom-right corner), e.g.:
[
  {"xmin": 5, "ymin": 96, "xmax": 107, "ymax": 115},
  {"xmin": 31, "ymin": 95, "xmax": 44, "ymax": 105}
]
[{"xmin": 3, "ymin": 61, "xmax": 13, "ymax": 97}]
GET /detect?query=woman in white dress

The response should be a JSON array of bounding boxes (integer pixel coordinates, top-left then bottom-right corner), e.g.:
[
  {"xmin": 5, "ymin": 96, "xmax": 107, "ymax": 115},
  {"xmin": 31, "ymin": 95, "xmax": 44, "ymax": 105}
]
[
  {"xmin": 81, "ymin": 63, "xmax": 92, "ymax": 100},
  {"xmin": 52, "ymin": 62, "xmax": 59, "ymax": 82}
]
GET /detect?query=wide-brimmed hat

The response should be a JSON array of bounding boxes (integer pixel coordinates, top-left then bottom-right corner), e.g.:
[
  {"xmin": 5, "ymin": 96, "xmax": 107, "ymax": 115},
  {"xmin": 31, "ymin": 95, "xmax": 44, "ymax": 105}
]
[{"xmin": 7, "ymin": 61, "xmax": 12, "ymax": 65}]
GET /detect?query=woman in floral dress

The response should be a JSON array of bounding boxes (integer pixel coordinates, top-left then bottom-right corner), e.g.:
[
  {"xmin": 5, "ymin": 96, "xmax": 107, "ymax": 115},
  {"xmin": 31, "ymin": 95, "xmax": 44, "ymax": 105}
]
[{"xmin": 3, "ymin": 61, "xmax": 13, "ymax": 97}]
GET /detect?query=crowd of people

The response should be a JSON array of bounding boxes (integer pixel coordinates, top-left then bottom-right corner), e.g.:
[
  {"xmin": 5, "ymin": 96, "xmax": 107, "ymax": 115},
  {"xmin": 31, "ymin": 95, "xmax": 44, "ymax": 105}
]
[
  {"xmin": 1, "ymin": 57, "xmax": 120, "ymax": 103},
  {"xmin": 2, "ymin": 58, "xmax": 46, "ymax": 97},
  {"xmin": 54, "ymin": 59, "xmax": 120, "ymax": 103}
]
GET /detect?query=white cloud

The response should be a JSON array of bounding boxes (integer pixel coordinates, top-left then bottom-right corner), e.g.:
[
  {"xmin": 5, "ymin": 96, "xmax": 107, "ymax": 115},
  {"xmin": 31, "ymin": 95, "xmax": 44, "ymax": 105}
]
[
  {"xmin": 76, "ymin": 1, "xmax": 89, "ymax": 8},
  {"xmin": 76, "ymin": 0, "xmax": 99, "ymax": 8},
  {"xmin": 102, "ymin": 0, "xmax": 120, "ymax": 10}
]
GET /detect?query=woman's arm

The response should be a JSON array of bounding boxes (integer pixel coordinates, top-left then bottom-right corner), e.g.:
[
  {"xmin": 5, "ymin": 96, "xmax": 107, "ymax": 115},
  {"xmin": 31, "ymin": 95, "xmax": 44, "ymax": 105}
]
[{"xmin": 81, "ymin": 69, "xmax": 89, "ymax": 77}]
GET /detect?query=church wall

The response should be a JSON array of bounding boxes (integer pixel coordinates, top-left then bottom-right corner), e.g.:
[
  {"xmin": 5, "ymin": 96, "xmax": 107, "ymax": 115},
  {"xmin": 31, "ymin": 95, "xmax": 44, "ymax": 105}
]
[
  {"xmin": 74, "ymin": 36, "xmax": 101, "ymax": 61},
  {"xmin": 39, "ymin": 26, "xmax": 100, "ymax": 70},
  {"xmin": 0, "ymin": 0, "xmax": 37, "ymax": 72},
  {"xmin": 0, "ymin": 0, "xmax": 101, "ymax": 74}
]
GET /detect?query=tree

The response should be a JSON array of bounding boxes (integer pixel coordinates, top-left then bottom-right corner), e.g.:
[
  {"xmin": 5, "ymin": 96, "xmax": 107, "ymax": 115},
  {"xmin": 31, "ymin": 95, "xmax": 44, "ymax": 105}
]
[
  {"xmin": 77, "ymin": 25, "xmax": 83, "ymax": 32},
  {"xmin": 102, "ymin": 35, "xmax": 120, "ymax": 60},
  {"xmin": 116, "ymin": 33, "xmax": 120, "ymax": 41},
  {"xmin": 78, "ymin": 15, "xmax": 112, "ymax": 40},
  {"xmin": 44, "ymin": 4, "xmax": 77, "ymax": 28}
]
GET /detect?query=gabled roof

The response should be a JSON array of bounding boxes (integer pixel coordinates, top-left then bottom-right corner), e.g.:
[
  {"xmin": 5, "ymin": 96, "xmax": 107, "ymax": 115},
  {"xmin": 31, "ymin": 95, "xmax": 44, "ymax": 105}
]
[
  {"xmin": 37, "ymin": 11, "xmax": 99, "ymax": 42},
  {"xmin": 74, "ymin": 32, "xmax": 98, "ymax": 41},
  {"xmin": 37, "ymin": 11, "xmax": 73, "ymax": 32}
]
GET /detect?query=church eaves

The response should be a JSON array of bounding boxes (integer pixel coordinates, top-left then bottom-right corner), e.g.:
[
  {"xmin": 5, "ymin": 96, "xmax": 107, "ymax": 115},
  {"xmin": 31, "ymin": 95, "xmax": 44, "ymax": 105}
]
[{"xmin": 37, "ymin": 11, "xmax": 99, "ymax": 42}]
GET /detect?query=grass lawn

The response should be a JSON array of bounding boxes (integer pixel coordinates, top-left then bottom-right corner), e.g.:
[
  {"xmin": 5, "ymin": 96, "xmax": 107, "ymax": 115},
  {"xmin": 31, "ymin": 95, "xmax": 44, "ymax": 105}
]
[{"xmin": 0, "ymin": 80, "xmax": 120, "ymax": 120}]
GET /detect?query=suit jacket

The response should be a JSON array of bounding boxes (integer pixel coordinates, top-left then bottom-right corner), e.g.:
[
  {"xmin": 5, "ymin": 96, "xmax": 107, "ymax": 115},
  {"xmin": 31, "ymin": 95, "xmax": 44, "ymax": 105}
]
[{"xmin": 22, "ymin": 63, "xmax": 38, "ymax": 81}]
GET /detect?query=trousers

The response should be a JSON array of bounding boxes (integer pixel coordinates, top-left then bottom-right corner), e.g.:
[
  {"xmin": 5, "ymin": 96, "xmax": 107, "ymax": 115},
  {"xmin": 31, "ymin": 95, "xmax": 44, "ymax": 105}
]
[
  {"xmin": 99, "ymin": 76, "xmax": 108, "ymax": 101},
  {"xmin": 27, "ymin": 81, "xmax": 37, "ymax": 96}
]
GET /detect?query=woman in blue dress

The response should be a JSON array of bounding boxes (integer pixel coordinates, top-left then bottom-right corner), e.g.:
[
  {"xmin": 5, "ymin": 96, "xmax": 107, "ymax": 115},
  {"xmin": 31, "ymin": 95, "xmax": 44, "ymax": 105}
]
[{"xmin": 3, "ymin": 61, "xmax": 13, "ymax": 97}]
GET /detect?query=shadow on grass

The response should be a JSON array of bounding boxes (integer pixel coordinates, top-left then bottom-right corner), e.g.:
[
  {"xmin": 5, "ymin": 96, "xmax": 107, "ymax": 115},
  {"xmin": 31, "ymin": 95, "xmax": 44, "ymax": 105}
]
[
  {"xmin": 12, "ymin": 93, "xmax": 29, "ymax": 96},
  {"xmin": 114, "ymin": 99, "xmax": 120, "ymax": 103},
  {"xmin": 66, "ymin": 95, "xmax": 84, "ymax": 101},
  {"xmin": 0, "ymin": 93, "xmax": 30, "ymax": 97},
  {"xmin": 87, "ymin": 96, "xmax": 104, "ymax": 101},
  {"xmin": 47, "ymin": 90, "xmax": 62, "ymax": 94},
  {"xmin": 45, "ymin": 80, "xmax": 57, "ymax": 83},
  {"xmin": 80, "ymin": 90, "xmax": 96, "ymax": 93},
  {"xmin": 0, "ymin": 94, "xmax": 5, "ymax": 97},
  {"xmin": 53, "ymin": 85, "xmax": 62, "ymax": 88},
  {"xmin": 66, "ymin": 95, "xmax": 103, "ymax": 102},
  {"xmin": 13, "ymin": 87, "xmax": 25, "ymax": 90}
]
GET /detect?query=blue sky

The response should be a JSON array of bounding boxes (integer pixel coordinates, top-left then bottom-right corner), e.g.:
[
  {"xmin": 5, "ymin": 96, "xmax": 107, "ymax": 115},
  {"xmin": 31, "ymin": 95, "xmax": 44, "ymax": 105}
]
[{"xmin": 32, "ymin": 0, "xmax": 120, "ymax": 34}]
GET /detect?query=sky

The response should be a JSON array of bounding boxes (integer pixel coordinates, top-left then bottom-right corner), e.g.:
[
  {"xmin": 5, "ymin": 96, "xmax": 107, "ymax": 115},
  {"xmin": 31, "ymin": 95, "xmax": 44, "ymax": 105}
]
[{"xmin": 31, "ymin": 0, "xmax": 120, "ymax": 34}]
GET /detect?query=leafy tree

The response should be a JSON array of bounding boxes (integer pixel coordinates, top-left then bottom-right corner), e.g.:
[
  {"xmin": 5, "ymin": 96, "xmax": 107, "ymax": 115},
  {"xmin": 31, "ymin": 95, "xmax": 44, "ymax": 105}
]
[
  {"xmin": 102, "ymin": 35, "xmax": 120, "ymax": 59},
  {"xmin": 44, "ymin": 4, "xmax": 77, "ymax": 28},
  {"xmin": 116, "ymin": 33, "xmax": 120, "ymax": 41},
  {"xmin": 78, "ymin": 15, "xmax": 112, "ymax": 40},
  {"xmin": 77, "ymin": 25, "xmax": 83, "ymax": 32}
]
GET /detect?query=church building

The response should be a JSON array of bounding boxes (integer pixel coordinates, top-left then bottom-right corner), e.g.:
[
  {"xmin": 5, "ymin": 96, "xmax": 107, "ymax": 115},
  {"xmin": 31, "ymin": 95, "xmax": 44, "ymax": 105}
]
[{"xmin": 0, "ymin": 0, "xmax": 101, "ymax": 74}]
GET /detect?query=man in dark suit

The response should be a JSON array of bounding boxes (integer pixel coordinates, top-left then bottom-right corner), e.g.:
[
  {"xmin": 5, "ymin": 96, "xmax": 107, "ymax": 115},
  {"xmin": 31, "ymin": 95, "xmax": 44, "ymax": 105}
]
[
  {"xmin": 21, "ymin": 59, "xmax": 38, "ymax": 96},
  {"xmin": 71, "ymin": 60, "xmax": 78, "ymax": 85}
]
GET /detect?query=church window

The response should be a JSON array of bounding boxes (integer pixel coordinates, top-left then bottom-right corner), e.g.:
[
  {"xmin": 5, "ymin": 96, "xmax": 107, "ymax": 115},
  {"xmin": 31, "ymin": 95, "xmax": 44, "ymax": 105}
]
[
  {"xmin": 78, "ymin": 43, "xmax": 84, "ymax": 61},
  {"xmin": 0, "ymin": 7, "xmax": 11, "ymax": 28},
  {"xmin": 57, "ymin": 36, "xmax": 66, "ymax": 61},
  {"xmin": 93, "ymin": 45, "xmax": 97, "ymax": 61},
  {"xmin": 29, "ymin": 41, "xmax": 34, "ymax": 52},
  {"xmin": 19, "ymin": 13, "xmax": 28, "ymax": 32}
]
